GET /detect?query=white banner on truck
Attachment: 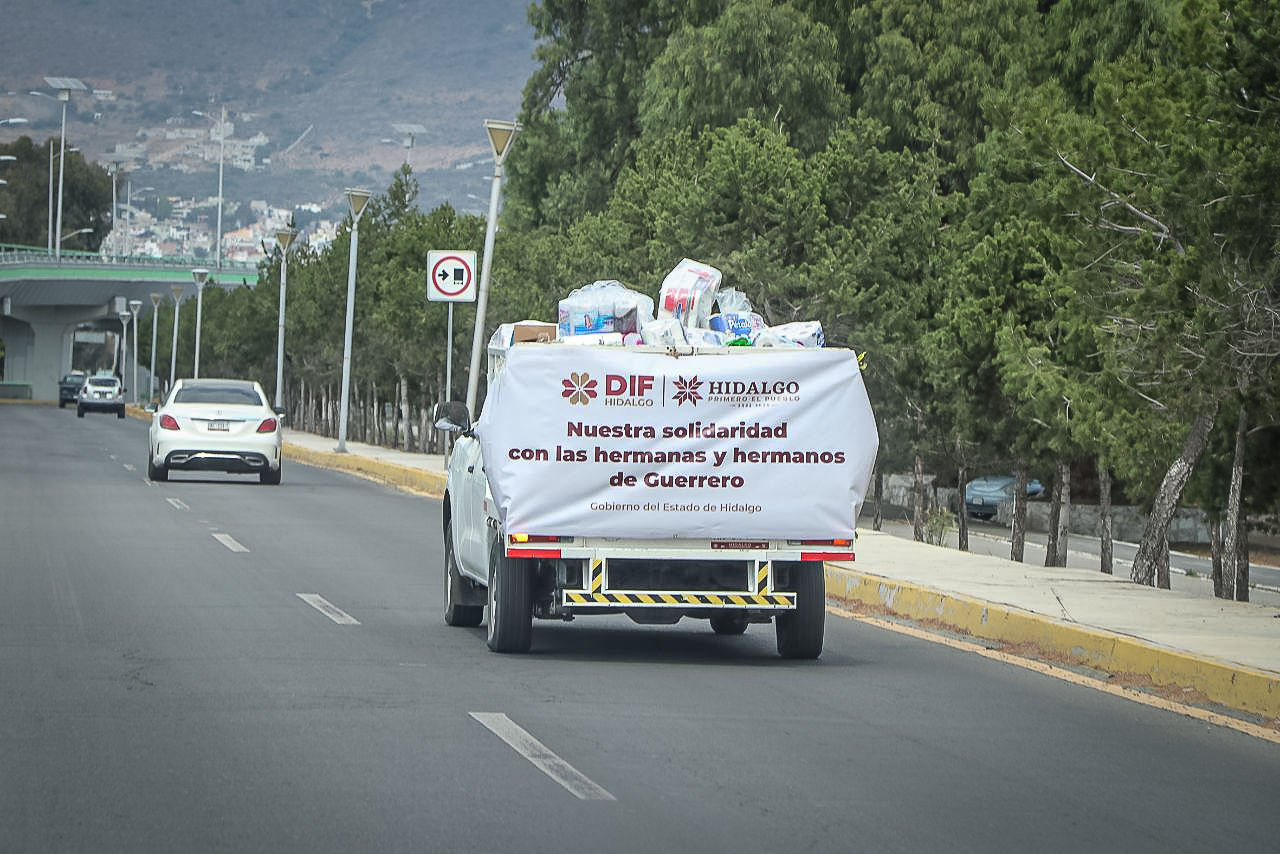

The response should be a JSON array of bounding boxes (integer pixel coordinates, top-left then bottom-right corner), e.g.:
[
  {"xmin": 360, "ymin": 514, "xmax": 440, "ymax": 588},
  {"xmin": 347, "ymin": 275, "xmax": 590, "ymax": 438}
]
[{"xmin": 477, "ymin": 345, "xmax": 879, "ymax": 540}]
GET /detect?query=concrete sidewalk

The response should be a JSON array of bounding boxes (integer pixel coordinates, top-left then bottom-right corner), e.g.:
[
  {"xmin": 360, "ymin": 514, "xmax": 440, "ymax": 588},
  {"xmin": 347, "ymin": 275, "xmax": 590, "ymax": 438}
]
[{"xmin": 280, "ymin": 429, "xmax": 1280, "ymax": 724}]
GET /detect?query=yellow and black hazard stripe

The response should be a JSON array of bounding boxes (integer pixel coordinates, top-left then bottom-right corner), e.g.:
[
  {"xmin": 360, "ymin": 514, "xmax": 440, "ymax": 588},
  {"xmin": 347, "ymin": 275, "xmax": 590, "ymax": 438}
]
[
  {"xmin": 564, "ymin": 590, "xmax": 795, "ymax": 607},
  {"xmin": 564, "ymin": 558, "xmax": 794, "ymax": 607}
]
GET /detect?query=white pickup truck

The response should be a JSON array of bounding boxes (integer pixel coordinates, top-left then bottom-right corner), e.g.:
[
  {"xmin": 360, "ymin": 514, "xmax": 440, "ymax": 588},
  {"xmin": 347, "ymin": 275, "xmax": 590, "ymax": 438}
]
[{"xmin": 435, "ymin": 331, "xmax": 878, "ymax": 658}]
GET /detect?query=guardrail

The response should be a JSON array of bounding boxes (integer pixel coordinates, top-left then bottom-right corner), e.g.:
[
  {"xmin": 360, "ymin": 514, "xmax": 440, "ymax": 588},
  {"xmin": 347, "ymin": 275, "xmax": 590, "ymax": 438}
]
[
  {"xmin": 0, "ymin": 243, "xmax": 259, "ymax": 275},
  {"xmin": 0, "ymin": 382, "xmax": 33, "ymax": 400}
]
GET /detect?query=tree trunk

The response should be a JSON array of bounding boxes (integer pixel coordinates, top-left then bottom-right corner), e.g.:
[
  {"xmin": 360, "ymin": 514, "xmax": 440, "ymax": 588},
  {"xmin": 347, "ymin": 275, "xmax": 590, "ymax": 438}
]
[
  {"xmin": 1044, "ymin": 468, "xmax": 1061, "ymax": 567},
  {"xmin": 1055, "ymin": 462, "xmax": 1071, "ymax": 567},
  {"xmin": 873, "ymin": 471, "xmax": 883, "ymax": 532},
  {"xmin": 1209, "ymin": 518, "xmax": 1225, "ymax": 598},
  {"xmin": 957, "ymin": 465, "xmax": 969, "ymax": 552},
  {"xmin": 1236, "ymin": 523, "xmax": 1250, "ymax": 603},
  {"xmin": 1011, "ymin": 468, "xmax": 1027, "ymax": 563},
  {"xmin": 1131, "ymin": 406, "xmax": 1218, "ymax": 587},
  {"xmin": 1223, "ymin": 406, "xmax": 1246, "ymax": 601},
  {"xmin": 400, "ymin": 374, "xmax": 411, "ymax": 452},
  {"xmin": 1098, "ymin": 465, "xmax": 1113, "ymax": 575},
  {"xmin": 912, "ymin": 455, "xmax": 925, "ymax": 542}
]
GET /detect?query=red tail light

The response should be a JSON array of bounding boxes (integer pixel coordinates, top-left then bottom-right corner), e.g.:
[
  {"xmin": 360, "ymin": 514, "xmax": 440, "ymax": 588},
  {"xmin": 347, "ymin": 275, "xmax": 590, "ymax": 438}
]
[
  {"xmin": 257, "ymin": 418, "xmax": 278, "ymax": 433},
  {"xmin": 159, "ymin": 414, "xmax": 180, "ymax": 430}
]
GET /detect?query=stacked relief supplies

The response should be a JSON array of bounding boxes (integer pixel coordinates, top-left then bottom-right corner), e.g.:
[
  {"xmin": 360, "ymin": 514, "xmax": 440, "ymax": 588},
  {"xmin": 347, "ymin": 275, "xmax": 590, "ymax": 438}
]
[{"xmin": 549, "ymin": 258, "xmax": 824, "ymax": 349}]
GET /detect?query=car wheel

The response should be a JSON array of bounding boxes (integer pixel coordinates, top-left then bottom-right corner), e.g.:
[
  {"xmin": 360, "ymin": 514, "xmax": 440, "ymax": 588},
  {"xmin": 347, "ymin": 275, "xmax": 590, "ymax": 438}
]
[
  {"xmin": 147, "ymin": 453, "xmax": 167, "ymax": 482},
  {"xmin": 76, "ymin": 406, "xmax": 84, "ymax": 418},
  {"xmin": 444, "ymin": 519, "xmax": 483, "ymax": 628},
  {"xmin": 259, "ymin": 465, "xmax": 282, "ymax": 485},
  {"xmin": 58, "ymin": 400, "xmax": 66, "ymax": 409},
  {"xmin": 116, "ymin": 406, "xmax": 126, "ymax": 419},
  {"xmin": 709, "ymin": 612, "xmax": 748, "ymax": 635},
  {"xmin": 486, "ymin": 534, "xmax": 532, "ymax": 653},
  {"xmin": 775, "ymin": 560, "xmax": 826, "ymax": 660}
]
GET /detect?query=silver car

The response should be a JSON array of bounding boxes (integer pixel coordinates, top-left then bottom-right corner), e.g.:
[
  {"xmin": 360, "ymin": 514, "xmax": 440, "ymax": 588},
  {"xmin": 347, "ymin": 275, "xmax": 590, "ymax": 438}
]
[
  {"xmin": 148, "ymin": 378, "xmax": 284, "ymax": 484},
  {"xmin": 77, "ymin": 376, "xmax": 126, "ymax": 419}
]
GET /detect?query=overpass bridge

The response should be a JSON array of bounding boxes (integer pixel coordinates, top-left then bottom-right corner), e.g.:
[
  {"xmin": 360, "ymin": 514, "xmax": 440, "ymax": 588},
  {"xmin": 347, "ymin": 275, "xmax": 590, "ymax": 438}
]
[{"xmin": 0, "ymin": 244, "xmax": 260, "ymax": 401}]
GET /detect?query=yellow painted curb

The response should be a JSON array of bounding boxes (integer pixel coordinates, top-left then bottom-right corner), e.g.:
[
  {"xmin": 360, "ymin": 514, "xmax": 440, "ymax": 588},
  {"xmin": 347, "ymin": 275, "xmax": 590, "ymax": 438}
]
[
  {"xmin": 825, "ymin": 565, "xmax": 1280, "ymax": 721},
  {"xmin": 283, "ymin": 442, "xmax": 447, "ymax": 498}
]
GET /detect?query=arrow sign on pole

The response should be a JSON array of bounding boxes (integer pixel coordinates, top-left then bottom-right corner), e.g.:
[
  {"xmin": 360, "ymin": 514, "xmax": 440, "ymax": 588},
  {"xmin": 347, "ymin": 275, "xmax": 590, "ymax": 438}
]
[{"xmin": 426, "ymin": 250, "xmax": 477, "ymax": 303}]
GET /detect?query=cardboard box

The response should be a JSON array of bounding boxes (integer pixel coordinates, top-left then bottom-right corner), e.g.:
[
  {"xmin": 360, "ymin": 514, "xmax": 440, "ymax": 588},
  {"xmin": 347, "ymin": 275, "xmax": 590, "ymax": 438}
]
[{"xmin": 511, "ymin": 321, "xmax": 557, "ymax": 343}]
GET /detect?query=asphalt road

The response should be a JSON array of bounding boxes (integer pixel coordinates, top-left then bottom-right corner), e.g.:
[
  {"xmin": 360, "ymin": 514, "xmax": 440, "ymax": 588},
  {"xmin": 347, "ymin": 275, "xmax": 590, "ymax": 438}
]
[{"xmin": 3, "ymin": 404, "xmax": 1279, "ymax": 853}]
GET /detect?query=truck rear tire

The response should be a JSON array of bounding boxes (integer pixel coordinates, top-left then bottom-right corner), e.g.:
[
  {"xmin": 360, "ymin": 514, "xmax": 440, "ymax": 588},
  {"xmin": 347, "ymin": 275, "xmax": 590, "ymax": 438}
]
[
  {"xmin": 486, "ymin": 536, "xmax": 532, "ymax": 653},
  {"xmin": 775, "ymin": 561, "xmax": 826, "ymax": 659},
  {"xmin": 444, "ymin": 520, "xmax": 483, "ymax": 628}
]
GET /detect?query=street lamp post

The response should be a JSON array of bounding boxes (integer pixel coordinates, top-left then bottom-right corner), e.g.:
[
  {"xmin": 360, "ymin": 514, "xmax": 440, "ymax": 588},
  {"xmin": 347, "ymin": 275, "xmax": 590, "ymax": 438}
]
[
  {"xmin": 41, "ymin": 78, "xmax": 87, "ymax": 261},
  {"xmin": 191, "ymin": 268, "xmax": 209, "ymax": 378},
  {"xmin": 274, "ymin": 228, "xmax": 297, "ymax": 411},
  {"xmin": 169, "ymin": 285, "xmax": 184, "ymax": 392},
  {"xmin": 148, "ymin": 293, "xmax": 162, "ymax": 403},
  {"xmin": 192, "ymin": 108, "xmax": 226, "ymax": 269},
  {"xmin": 335, "ymin": 188, "xmax": 372, "ymax": 453},
  {"xmin": 465, "ymin": 119, "xmax": 520, "ymax": 417},
  {"xmin": 129, "ymin": 299, "xmax": 142, "ymax": 404},
  {"xmin": 118, "ymin": 310, "xmax": 131, "ymax": 384}
]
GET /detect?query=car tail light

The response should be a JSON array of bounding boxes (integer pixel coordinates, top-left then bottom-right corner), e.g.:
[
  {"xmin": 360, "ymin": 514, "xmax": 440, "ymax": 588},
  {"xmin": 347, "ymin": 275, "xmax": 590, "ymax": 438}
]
[
  {"xmin": 159, "ymin": 414, "xmax": 180, "ymax": 430},
  {"xmin": 257, "ymin": 418, "xmax": 278, "ymax": 433}
]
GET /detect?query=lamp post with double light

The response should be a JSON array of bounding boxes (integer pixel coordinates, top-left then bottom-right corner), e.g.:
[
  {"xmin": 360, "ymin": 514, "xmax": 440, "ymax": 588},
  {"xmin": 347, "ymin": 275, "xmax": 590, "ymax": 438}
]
[
  {"xmin": 129, "ymin": 299, "xmax": 142, "ymax": 403},
  {"xmin": 192, "ymin": 108, "xmax": 226, "ymax": 270},
  {"xmin": 465, "ymin": 119, "xmax": 520, "ymax": 417},
  {"xmin": 169, "ymin": 285, "xmax": 183, "ymax": 392},
  {"xmin": 148, "ymin": 293, "xmax": 162, "ymax": 403},
  {"xmin": 191, "ymin": 268, "xmax": 209, "ymax": 378},
  {"xmin": 335, "ymin": 188, "xmax": 372, "ymax": 453},
  {"xmin": 38, "ymin": 78, "xmax": 87, "ymax": 261},
  {"xmin": 274, "ymin": 228, "xmax": 296, "ymax": 410}
]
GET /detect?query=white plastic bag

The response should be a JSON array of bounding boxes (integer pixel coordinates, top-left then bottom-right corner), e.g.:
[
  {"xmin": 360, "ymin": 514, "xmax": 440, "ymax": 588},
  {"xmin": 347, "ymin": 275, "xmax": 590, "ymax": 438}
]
[{"xmin": 656, "ymin": 259, "xmax": 722, "ymax": 329}]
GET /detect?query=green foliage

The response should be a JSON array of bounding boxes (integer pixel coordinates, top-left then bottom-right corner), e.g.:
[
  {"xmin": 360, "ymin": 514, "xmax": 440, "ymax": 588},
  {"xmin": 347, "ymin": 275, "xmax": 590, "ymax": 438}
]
[
  {"xmin": 176, "ymin": 0, "xmax": 1277, "ymax": 543},
  {"xmin": 638, "ymin": 0, "xmax": 849, "ymax": 154},
  {"xmin": 0, "ymin": 136, "xmax": 113, "ymax": 249}
]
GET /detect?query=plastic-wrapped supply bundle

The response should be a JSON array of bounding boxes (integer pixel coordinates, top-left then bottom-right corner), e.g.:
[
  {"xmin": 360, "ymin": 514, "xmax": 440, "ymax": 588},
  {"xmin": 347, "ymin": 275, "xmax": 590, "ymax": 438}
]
[
  {"xmin": 558, "ymin": 280, "xmax": 655, "ymax": 338},
  {"xmin": 685, "ymin": 328, "xmax": 728, "ymax": 348},
  {"xmin": 640, "ymin": 317, "xmax": 689, "ymax": 347},
  {"xmin": 751, "ymin": 321, "xmax": 825, "ymax": 348},
  {"xmin": 707, "ymin": 287, "xmax": 765, "ymax": 342},
  {"xmin": 709, "ymin": 311, "xmax": 765, "ymax": 341},
  {"xmin": 657, "ymin": 259, "xmax": 722, "ymax": 328}
]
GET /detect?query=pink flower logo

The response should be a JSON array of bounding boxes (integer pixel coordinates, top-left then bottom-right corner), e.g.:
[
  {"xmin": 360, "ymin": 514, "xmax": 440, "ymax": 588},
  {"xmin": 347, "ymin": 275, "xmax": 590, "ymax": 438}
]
[{"xmin": 562, "ymin": 372, "xmax": 598, "ymax": 405}]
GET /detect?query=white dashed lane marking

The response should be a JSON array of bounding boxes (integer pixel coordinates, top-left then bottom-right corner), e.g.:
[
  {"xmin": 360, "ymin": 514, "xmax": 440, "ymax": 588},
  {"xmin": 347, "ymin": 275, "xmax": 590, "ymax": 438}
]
[
  {"xmin": 213, "ymin": 533, "xmax": 249, "ymax": 553},
  {"xmin": 470, "ymin": 712, "xmax": 616, "ymax": 801},
  {"xmin": 296, "ymin": 594, "xmax": 361, "ymax": 625}
]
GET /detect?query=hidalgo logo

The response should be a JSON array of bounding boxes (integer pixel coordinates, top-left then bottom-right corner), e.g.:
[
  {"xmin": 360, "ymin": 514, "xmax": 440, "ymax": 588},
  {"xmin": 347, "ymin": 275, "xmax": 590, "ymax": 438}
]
[{"xmin": 672, "ymin": 375, "xmax": 702, "ymax": 406}]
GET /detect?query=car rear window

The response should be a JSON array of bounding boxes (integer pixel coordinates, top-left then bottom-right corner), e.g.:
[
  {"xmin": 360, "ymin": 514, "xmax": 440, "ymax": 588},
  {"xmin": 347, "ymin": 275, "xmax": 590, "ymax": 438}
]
[
  {"xmin": 87, "ymin": 378, "xmax": 119, "ymax": 388},
  {"xmin": 173, "ymin": 387, "xmax": 262, "ymax": 405}
]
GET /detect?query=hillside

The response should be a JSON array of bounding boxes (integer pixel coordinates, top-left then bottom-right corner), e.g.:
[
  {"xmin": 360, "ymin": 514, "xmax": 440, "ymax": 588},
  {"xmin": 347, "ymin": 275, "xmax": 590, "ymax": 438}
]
[{"xmin": 0, "ymin": 0, "xmax": 539, "ymax": 212}]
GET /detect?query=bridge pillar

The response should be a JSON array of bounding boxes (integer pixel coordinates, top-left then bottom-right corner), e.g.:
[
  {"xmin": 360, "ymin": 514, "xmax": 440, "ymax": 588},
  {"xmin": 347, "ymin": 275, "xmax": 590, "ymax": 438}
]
[{"xmin": 1, "ymin": 306, "xmax": 104, "ymax": 401}]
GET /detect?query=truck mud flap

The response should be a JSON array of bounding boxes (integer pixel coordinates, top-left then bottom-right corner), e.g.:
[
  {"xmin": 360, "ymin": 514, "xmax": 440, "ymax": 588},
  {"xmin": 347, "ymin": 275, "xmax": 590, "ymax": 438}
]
[{"xmin": 563, "ymin": 559, "xmax": 796, "ymax": 609}]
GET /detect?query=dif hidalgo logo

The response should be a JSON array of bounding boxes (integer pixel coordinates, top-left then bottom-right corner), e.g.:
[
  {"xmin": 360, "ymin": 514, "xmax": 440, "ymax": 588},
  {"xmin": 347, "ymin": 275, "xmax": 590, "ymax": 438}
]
[
  {"xmin": 561, "ymin": 372, "xmax": 801, "ymax": 407},
  {"xmin": 561, "ymin": 372, "xmax": 699, "ymax": 407}
]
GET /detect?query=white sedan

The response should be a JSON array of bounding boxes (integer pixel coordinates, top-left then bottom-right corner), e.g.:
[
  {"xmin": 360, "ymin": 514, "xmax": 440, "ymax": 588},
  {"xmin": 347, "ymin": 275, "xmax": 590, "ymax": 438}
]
[{"xmin": 148, "ymin": 378, "xmax": 284, "ymax": 484}]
